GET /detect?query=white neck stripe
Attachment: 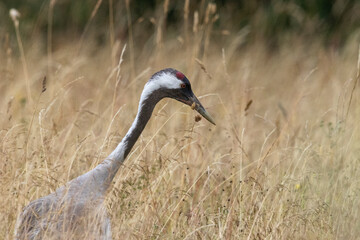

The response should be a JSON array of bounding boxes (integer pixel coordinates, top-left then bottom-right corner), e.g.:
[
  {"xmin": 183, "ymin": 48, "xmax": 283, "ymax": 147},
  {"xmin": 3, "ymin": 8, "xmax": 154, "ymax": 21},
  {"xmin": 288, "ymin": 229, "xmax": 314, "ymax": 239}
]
[{"xmin": 140, "ymin": 72, "xmax": 182, "ymax": 104}]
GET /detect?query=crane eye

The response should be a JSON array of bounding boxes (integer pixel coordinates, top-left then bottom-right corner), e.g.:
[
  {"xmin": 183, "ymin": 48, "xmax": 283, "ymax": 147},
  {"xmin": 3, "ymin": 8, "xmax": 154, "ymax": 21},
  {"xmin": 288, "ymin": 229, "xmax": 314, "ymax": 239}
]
[{"xmin": 180, "ymin": 83, "xmax": 186, "ymax": 88}]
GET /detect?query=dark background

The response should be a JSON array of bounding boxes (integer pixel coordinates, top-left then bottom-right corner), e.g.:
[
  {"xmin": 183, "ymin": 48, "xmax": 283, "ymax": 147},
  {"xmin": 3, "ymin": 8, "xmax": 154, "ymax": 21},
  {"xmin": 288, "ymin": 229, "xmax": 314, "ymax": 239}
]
[{"xmin": 1, "ymin": 0, "xmax": 359, "ymax": 49}]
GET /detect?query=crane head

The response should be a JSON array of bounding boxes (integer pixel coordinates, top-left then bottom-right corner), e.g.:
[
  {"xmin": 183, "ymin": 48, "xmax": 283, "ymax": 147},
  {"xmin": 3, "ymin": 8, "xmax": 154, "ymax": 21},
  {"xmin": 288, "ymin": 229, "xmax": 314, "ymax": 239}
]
[{"xmin": 146, "ymin": 68, "xmax": 216, "ymax": 125}]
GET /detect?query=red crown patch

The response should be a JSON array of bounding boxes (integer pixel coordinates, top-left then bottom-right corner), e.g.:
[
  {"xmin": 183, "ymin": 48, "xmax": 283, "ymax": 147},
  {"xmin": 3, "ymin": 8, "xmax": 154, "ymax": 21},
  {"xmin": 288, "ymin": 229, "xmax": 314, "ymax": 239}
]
[{"xmin": 176, "ymin": 71, "xmax": 185, "ymax": 80}]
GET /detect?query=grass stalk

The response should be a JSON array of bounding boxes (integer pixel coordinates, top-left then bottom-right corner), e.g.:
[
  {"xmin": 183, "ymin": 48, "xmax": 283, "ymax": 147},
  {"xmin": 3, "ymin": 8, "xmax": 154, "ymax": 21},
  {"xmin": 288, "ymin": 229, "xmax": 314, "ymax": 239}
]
[{"xmin": 10, "ymin": 9, "xmax": 32, "ymax": 105}]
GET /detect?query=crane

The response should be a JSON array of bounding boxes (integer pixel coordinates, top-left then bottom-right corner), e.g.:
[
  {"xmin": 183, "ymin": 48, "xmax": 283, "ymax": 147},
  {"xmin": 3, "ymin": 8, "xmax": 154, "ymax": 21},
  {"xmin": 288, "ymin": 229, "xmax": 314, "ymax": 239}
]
[{"xmin": 14, "ymin": 68, "xmax": 215, "ymax": 239}]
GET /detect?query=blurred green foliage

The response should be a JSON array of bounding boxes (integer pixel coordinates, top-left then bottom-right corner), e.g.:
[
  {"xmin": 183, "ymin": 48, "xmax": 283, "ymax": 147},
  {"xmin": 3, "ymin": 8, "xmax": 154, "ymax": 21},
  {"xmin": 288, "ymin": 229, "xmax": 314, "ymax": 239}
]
[{"xmin": 0, "ymin": 0, "xmax": 359, "ymax": 47}]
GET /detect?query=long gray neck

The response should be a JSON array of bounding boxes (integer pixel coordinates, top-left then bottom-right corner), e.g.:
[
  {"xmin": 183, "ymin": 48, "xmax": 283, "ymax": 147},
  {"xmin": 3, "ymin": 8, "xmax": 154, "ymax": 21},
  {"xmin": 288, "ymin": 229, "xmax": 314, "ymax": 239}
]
[
  {"xmin": 121, "ymin": 95, "xmax": 159, "ymax": 158},
  {"xmin": 84, "ymin": 88, "xmax": 164, "ymax": 195},
  {"xmin": 111, "ymin": 89, "xmax": 164, "ymax": 160}
]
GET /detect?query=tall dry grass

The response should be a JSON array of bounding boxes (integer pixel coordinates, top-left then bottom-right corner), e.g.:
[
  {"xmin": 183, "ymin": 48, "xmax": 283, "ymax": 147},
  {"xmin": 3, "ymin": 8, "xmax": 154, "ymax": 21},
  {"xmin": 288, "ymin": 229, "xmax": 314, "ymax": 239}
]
[{"xmin": 1, "ymin": 2, "xmax": 360, "ymax": 240}]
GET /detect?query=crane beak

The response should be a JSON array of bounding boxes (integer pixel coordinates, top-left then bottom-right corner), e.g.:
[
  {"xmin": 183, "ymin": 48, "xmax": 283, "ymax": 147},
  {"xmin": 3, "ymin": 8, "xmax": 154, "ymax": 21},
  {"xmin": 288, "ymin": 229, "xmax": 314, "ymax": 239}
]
[{"xmin": 189, "ymin": 95, "xmax": 216, "ymax": 125}]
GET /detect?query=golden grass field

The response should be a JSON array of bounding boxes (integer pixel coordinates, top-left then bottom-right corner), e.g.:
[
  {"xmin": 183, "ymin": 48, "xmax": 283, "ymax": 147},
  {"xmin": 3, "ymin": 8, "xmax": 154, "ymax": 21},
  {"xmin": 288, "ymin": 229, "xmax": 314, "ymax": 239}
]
[{"xmin": 1, "ymin": 5, "xmax": 360, "ymax": 239}]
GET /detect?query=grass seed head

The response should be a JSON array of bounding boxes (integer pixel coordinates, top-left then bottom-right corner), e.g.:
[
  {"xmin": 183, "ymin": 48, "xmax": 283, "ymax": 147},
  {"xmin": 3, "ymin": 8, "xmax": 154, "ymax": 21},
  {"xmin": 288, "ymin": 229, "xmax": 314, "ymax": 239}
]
[
  {"xmin": 195, "ymin": 115, "xmax": 202, "ymax": 122},
  {"xmin": 191, "ymin": 102, "xmax": 196, "ymax": 110},
  {"xmin": 9, "ymin": 8, "xmax": 20, "ymax": 23}
]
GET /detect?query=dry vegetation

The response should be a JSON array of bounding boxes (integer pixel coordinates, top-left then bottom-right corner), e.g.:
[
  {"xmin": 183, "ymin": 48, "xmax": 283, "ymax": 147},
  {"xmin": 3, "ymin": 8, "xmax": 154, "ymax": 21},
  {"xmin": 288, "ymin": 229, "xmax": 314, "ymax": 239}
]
[{"xmin": 1, "ymin": 2, "xmax": 360, "ymax": 240}]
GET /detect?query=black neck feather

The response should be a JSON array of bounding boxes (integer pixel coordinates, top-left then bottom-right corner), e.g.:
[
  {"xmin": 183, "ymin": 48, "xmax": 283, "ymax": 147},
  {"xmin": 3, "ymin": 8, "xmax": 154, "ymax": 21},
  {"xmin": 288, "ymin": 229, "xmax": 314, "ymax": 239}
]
[{"xmin": 122, "ymin": 89, "xmax": 165, "ymax": 158}]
